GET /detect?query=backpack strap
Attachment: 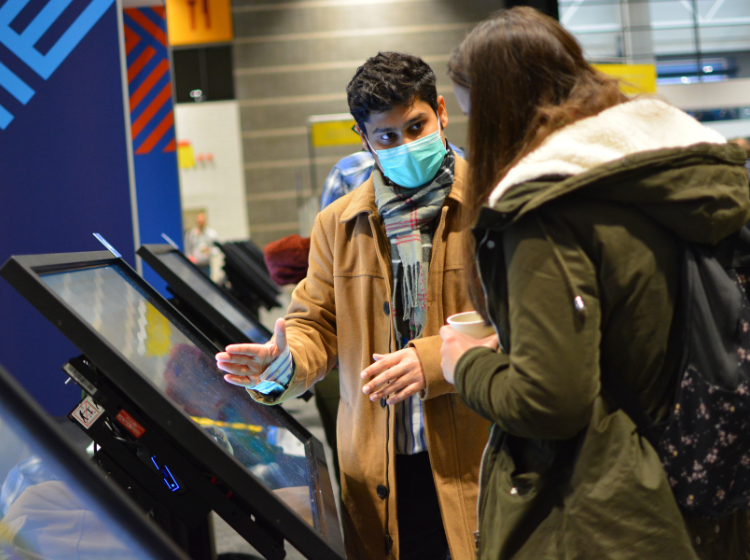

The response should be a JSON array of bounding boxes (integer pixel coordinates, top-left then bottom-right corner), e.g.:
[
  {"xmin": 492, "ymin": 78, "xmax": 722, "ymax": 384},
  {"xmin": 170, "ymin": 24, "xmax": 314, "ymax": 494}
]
[
  {"xmin": 600, "ymin": 223, "xmax": 750, "ymax": 452},
  {"xmin": 598, "ymin": 234, "xmax": 690, "ymax": 452}
]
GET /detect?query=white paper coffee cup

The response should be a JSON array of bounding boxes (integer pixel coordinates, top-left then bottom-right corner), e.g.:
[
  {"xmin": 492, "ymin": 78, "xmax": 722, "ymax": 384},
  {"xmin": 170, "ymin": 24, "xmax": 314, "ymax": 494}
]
[{"xmin": 446, "ymin": 311, "xmax": 495, "ymax": 338}]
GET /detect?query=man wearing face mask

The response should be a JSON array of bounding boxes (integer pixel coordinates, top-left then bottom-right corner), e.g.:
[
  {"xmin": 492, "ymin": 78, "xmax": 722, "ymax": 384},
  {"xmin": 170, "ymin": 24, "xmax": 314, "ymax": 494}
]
[{"xmin": 216, "ymin": 52, "xmax": 491, "ymax": 560}]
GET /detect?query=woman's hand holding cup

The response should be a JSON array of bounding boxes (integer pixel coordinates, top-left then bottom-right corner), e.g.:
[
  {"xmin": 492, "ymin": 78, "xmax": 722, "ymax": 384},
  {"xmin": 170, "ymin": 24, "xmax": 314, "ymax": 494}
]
[{"xmin": 440, "ymin": 311, "xmax": 498, "ymax": 385}]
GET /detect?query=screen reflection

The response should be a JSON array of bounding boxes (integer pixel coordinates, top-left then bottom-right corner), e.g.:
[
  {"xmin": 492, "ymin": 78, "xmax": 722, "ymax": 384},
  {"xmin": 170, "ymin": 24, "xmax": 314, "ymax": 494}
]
[
  {"xmin": 41, "ymin": 266, "xmax": 314, "ymax": 527},
  {"xmin": 0, "ymin": 410, "xmax": 162, "ymax": 559}
]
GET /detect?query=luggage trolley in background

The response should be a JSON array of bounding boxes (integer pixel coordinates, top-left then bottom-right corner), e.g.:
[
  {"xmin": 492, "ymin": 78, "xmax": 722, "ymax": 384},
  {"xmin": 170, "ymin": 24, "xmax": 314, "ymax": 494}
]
[
  {"xmin": 234, "ymin": 240, "xmax": 270, "ymax": 275},
  {"xmin": 0, "ymin": 251, "xmax": 346, "ymax": 560},
  {"xmin": 216, "ymin": 240, "xmax": 281, "ymax": 318}
]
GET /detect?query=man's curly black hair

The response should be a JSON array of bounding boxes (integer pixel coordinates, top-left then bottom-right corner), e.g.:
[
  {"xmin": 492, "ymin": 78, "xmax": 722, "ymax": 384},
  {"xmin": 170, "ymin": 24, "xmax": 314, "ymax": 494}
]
[{"xmin": 347, "ymin": 52, "xmax": 438, "ymax": 131}]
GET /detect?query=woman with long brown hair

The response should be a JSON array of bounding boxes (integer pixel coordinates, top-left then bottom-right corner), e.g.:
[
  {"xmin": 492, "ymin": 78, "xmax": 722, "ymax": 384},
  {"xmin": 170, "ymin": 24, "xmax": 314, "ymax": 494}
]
[{"xmin": 440, "ymin": 7, "xmax": 750, "ymax": 560}]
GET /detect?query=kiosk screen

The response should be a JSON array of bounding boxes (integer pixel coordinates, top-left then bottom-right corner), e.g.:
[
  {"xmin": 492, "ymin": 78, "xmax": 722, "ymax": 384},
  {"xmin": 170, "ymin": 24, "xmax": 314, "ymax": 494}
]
[
  {"xmin": 41, "ymin": 265, "xmax": 315, "ymax": 525},
  {"xmin": 0, "ymin": 366, "xmax": 187, "ymax": 560}
]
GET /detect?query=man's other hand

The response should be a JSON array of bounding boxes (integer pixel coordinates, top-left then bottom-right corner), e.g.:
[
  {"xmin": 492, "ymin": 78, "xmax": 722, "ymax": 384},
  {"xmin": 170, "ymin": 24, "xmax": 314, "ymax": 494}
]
[
  {"xmin": 217, "ymin": 318, "xmax": 287, "ymax": 388},
  {"xmin": 361, "ymin": 347, "xmax": 425, "ymax": 405}
]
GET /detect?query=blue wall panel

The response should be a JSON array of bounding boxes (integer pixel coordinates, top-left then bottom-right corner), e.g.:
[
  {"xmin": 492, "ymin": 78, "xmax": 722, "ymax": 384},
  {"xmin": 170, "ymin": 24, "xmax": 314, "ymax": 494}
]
[
  {"xmin": 135, "ymin": 150, "xmax": 184, "ymax": 296},
  {"xmin": 0, "ymin": 1, "xmax": 135, "ymax": 415}
]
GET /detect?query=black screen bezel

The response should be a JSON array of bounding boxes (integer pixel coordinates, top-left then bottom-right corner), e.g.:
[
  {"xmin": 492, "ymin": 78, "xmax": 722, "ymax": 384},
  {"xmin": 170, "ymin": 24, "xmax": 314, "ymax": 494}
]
[
  {"xmin": 0, "ymin": 252, "xmax": 345, "ymax": 560},
  {"xmin": 138, "ymin": 244, "xmax": 271, "ymax": 344}
]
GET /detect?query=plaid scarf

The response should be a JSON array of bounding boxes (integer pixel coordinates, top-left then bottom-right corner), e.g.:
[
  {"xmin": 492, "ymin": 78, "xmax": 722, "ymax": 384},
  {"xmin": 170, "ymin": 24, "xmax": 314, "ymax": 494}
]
[{"xmin": 374, "ymin": 147, "xmax": 455, "ymax": 340}]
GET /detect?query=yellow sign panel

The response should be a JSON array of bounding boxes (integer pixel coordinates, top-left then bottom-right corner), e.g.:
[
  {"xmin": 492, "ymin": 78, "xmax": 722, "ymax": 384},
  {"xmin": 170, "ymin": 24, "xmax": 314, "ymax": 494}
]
[
  {"xmin": 593, "ymin": 64, "xmax": 657, "ymax": 95},
  {"xmin": 166, "ymin": 0, "xmax": 233, "ymax": 46},
  {"xmin": 177, "ymin": 140, "xmax": 195, "ymax": 169},
  {"xmin": 310, "ymin": 119, "xmax": 361, "ymax": 148}
]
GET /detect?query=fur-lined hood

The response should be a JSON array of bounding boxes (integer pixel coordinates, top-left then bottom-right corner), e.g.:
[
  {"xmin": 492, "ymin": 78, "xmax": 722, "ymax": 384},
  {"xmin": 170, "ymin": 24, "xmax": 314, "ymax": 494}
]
[
  {"xmin": 490, "ymin": 98, "xmax": 727, "ymax": 206},
  {"xmin": 483, "ymin": 98, "xmax": 750, "ymax": 245}
]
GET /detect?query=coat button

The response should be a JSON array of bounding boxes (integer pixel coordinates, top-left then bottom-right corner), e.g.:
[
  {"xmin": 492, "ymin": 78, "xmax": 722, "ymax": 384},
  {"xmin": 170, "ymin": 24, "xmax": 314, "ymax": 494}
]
[
  {"xmin": 383, "ymin": 302, "xmax": 390, "ymax": 315},
  {"xmin": 486, "ymin": 240, "xmax": 496, "ymax": 249},
  {"xmin": 377, "ymin": 485, "xmax": 388, "ymax": 499}
]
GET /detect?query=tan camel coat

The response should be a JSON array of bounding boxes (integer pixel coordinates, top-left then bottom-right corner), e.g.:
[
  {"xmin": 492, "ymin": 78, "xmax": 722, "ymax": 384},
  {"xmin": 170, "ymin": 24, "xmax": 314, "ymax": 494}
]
[{"xmin": 250, "ymin": 156, "xmax": 490, "ymax": 560}]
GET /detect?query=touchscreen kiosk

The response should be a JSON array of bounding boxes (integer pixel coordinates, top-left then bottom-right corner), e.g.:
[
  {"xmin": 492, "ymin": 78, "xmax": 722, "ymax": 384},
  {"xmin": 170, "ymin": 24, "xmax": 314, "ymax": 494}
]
[
  {"xmin": 217, "ymin": 242, "xmax": 281, "ymax": 314},
  {"xmin": 1, "ymin": 252, "xmax": 345, "ymax": 560},
  {"xmin": 137, "ymin": 244, "xmax": 271, "ymax": 347},
  {"xmin": 0, "ymin": 362, "xmax": 190, "ymax": 560}
]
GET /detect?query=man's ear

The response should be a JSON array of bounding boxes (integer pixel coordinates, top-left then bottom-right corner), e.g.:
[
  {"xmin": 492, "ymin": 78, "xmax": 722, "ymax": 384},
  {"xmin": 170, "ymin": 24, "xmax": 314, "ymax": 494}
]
[
  {"xmin": 437, "ymin": 95, "xmax": 449, "ymax": 130},
  {"xmin": 357, "ymin": 124, "xmax": 371, "ymax": 153}
]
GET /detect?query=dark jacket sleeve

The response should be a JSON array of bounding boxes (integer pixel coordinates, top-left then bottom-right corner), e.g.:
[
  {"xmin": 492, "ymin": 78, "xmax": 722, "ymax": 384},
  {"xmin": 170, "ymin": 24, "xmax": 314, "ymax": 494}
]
[
  {"xmin": 454, "ymin": 347, "xmax": 509, "ymax": 423},
  {"xmin": 455, "ymin": 210, "xmax": 602, "ymax": 440}
]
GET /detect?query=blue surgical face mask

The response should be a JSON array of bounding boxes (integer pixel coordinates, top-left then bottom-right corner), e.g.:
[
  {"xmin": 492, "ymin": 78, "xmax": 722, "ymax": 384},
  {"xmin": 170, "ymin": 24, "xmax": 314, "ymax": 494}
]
[{"xmin": 365, "ymin": 115, "xmax": 447, "ymax": 189}]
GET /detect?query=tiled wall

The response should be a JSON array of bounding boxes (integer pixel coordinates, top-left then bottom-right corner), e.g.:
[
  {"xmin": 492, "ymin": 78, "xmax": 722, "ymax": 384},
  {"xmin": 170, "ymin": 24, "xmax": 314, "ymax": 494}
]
[
  {"xmin": 176, "ymin": 101, "xmax": 250, "ymax": 241},
  {"xmin": 231, "ymin": 0, "xmax": 502, "ymax": 247}
]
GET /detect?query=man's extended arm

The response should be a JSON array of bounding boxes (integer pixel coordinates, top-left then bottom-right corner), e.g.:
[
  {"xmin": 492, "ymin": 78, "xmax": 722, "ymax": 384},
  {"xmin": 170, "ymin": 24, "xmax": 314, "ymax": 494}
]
[{"xmin": 217, "ymin": 212, "xmax": 339, "ymax": 404}]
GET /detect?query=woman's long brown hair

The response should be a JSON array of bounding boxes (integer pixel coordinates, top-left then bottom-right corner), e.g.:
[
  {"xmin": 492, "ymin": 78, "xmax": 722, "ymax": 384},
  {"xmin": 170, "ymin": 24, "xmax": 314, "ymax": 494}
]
[{"xmin": 448, "ymin": 7, "xmax": 628, "ymax": 319}]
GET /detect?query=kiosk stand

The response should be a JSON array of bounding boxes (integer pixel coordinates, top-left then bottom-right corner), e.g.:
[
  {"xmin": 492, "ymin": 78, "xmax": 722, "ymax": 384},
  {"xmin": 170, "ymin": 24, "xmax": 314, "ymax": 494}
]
[{"xmin": 65, "ymin": 355, "xmax": 274, "ymax": 560}]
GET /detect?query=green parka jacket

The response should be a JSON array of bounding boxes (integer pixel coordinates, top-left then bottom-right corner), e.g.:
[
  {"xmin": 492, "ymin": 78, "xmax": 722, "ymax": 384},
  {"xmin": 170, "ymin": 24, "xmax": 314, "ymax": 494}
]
[{"xmin": 454, "ymin": 99, "xmax": 750, "ymax": 560}]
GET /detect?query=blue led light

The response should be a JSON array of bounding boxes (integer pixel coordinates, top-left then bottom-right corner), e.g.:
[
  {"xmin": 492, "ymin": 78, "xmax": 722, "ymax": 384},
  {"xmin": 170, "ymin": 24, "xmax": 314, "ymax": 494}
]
[{"xmin": 150, "ymin": 456, "xmax": 180, "ymax": 492}]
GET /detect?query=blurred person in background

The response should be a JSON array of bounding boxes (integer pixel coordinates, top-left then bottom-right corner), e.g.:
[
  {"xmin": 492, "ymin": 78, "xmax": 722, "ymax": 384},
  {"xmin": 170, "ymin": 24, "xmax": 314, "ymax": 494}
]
[
  {"xmin": 439, "ymin": 7, "xmax": 750, "ymax": 560},
  {"xmin": 184, "ymin": 212, "xmax": 218, "ymax": 276},
  {"xmin": 320, "ymin": 150, "xmax": 375, "ymax": 211}
]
